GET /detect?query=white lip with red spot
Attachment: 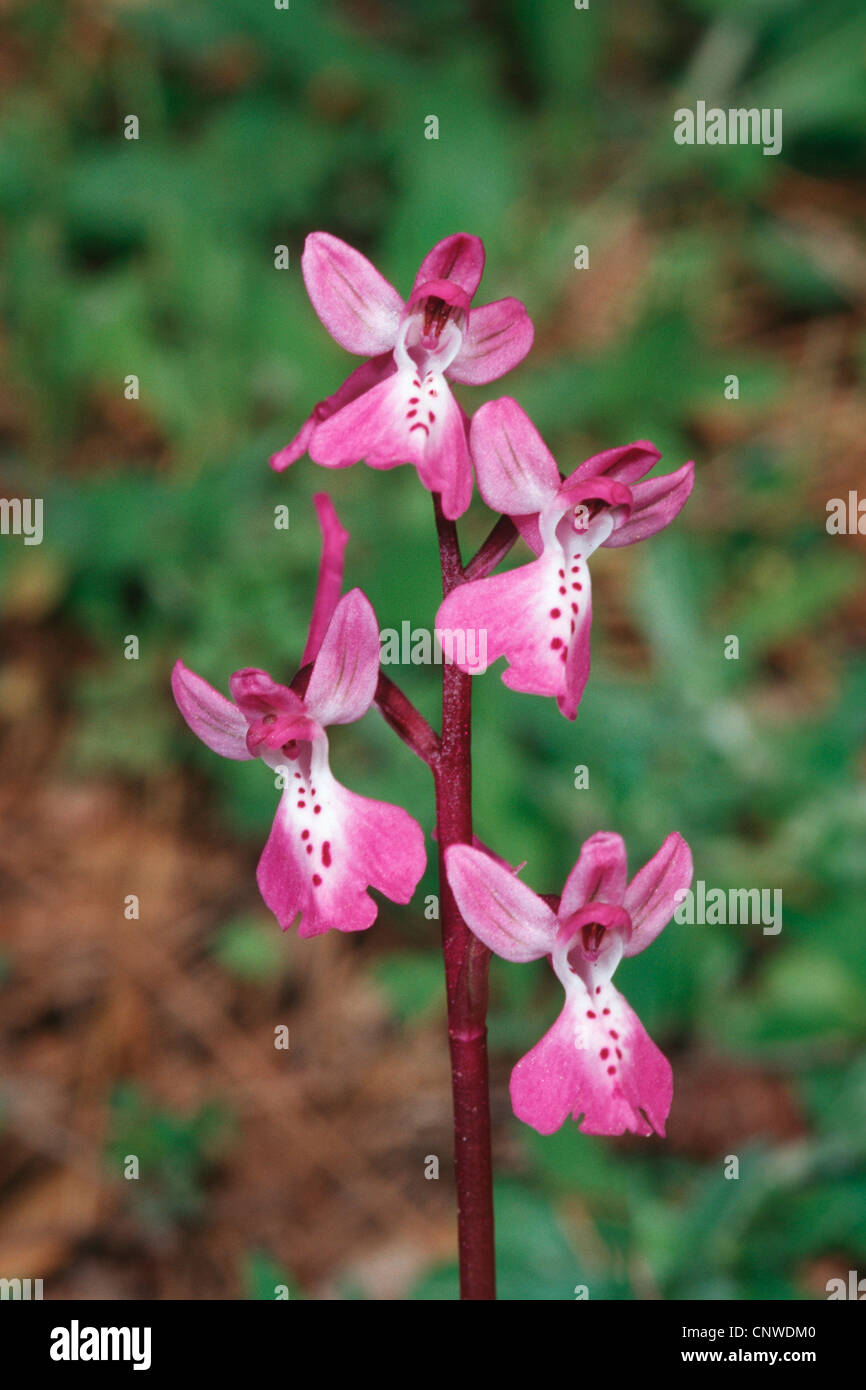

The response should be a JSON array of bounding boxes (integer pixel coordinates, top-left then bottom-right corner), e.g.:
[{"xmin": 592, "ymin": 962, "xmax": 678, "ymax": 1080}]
[
  {"xmin": 390, "ymin": 280, "xmax": 468, "ymax": 453},
  {"xmin": 265, "ymin": 735, "xmax": 343, "ymax": 898}
]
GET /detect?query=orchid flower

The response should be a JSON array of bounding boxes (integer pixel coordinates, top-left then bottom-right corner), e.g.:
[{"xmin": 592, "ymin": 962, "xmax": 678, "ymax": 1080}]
[
  {"xmin": 171, "ymin": 496, "xmax": 426, "ymax": 937},
  {"xmin": 446, "ymin": 831, "xmax": 693, "ymax": 1136},
  {"xmin": 271, "ymin": 233, "xmax": 534, "ymax": 520},
  {"xmin": 436, "ymin": 398, "xmax": 694, "ymax": 718}
]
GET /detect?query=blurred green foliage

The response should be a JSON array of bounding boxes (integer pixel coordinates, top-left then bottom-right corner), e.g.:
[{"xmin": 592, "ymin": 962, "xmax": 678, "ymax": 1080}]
[
  {"xmin": 107, "ymin": 1084, "xmax": 231, "ymax": 1232},
  {"xmin": 2, "ymin": 0, "xmax": 864, "ymax": 1298}
]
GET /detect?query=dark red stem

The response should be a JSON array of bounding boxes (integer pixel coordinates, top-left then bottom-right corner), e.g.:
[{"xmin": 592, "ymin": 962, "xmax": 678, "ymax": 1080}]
[
  {"xmin": 463, "ymin": 513, "xmax": 519, "ymax": 581},
  {"xmin": 433, "ymin": 495, "xmax": 496, "ymax": 1301}
]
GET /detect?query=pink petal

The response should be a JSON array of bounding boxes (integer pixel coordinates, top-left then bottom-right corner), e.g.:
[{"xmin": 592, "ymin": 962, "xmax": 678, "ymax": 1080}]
[
  {"xmin": 449, "ymin": 299, "xmax": 534, "ymax": 385},
  {"xmin": 445, "ymin": 844, "xmax": 558, "ymax": 962},
  {"xmin": 301, "ymin": 493, "xmax": 350, "ymax": 666},
  {"xmin": 310, "ymin": 368, "xmax": 473, "ymax": 518},
  {"xmin": 469, "ymin": 397, "xmax": 560, "ymax": 517},
  {"xmin": 257, "ymin": 756, "xmax": 426, "ymax": 937},
  {"xmin": 302, "ymin": 232, "xmax": 404, "ymax": 356},
  {"xmin": 436, "ymin": 548, "xmax": 593, "ymax": 719},
  {"xmin": 565, "ymin": 440, "xmax": 661, "ymax": 489},
  {"xmin": 229, "ymin": 668, "xmax": 308, "ymax": 722},
  {"xmin": 171, "ymin": 660, "xmax": 253, "ymax": 761},
  {"xmin": 559, "ymin": 831, "xmax": 628, "ymax": 919},
  {"xmin": 604, "ymin": 461, "xmax": 695, "ymax": 548},
  {"xmin": 558, "ymin": 589, "xmax": 592, "ymax": 721},
  {"xmin": 270, "ymin": 355, "xmax": 396, "ymax": 473},
  {"xmin": 303, "ymin": 588, "xmax": 379, "ymax": 727},
  {"xmin": 270, "ymin": 415, "xmax": 315, "ymax": 473},
  {"xmin": 510, "ymin": 989, "xmax": 672, "ymax": 1137},
  {"xmin": 413, "ymin": 233, "xmax": 485, "ymax": 299},
  {"xmin": 622, "ymin": 832, "xmax": 693, "ymax": 957}
]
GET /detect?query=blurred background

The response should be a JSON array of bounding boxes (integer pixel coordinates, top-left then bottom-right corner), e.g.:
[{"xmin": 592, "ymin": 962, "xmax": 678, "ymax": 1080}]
[{"xmin": 0, "ymin": 0, "xmax": 864, "ymax": 1300}]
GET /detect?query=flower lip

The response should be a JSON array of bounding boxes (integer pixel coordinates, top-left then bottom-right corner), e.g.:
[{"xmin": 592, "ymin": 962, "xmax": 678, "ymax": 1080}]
[{"xmin": 556, "ymin": 902, "xmax": 632, "ymax": 963}]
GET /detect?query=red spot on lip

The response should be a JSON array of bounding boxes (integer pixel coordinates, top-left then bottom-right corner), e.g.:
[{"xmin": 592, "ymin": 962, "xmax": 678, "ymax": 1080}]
[
  {"xmin": 572, "ymin": 583, "xmax": 582, "ymax": 590},
  {"xmin": 297, "ymin": 800, "xmax": 306, "ymax": 807},
  {"xmin": 600, "ymin": 1047, "xmax": 609, "ymax": 1059},
  {"xmin": 410, "ymin": 423, "xmax": 430, "ymax": 436},
  {"xmin": 312, "ymin": 873, "xmax": 322, "ymax": 887},
  {"xmin": 301, "ymin": 830, "xmax": 310, "ymax": 841},
  {"xmin": 322, "ymin": 841, "xmax": 332, "ymax": 867},
  {"xmin": 408, "ymin": 397, "xmax": 419, "ymax": 404},
  {"xmin": 314, "ymin": 805, "xmax": 321, "ymax": 814},
  {"xmin": 559, "ymin": 586, "xmax": 567, "ymax": 595},
  {"xmin": 607, "ymin": 1065, "xmax": 616, "ymax": 1075},
  {"xmin": 571, "ymin": 603, "xmax": 578, "ymax": 613},
  {"xmin": 586, "ymin": 1010, "xmax": 596, "ymax": 1019},
  {"xmin": 616, "ymin": 1048, "xmax": 622, "ymax": 1059},
  {"xmin": 609, "ymin": 1029, "xmax": 619, "ymax": 1039},
  {"xmin": 551, "ymin": 637, "xmax": 562, "ymax": 649},
  {"xmin": 428, "ymin": 411, "xmax": 436, "ymax": 423},
  {"xmin": 305, "ymin": 844, "xmax": 313, "ymax": 855},
  {"xmin": 602, "ymin": 1007, "xmax": 610, "ymax": 1015},
  {"xmin": 550, "ymin": 608, "xmax": 561, "ymax": 618}
]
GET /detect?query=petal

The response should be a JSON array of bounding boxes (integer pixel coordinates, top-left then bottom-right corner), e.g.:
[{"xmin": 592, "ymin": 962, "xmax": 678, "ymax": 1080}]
[
  {"xmin": 303, "ymin": 588, "xmax": 379, "ymax": 727},
  {"xmin": 510, "ymin": 988, "xmax": 672, "ymax": 1137},
  {"xmin": 257, "ymin": 751, "xmax": 426, "ymax": 937},
  {"xmin": 469, "ymin": 398, "xmax": 560, "ymax": 517},
  {"xmin": 171, "ymin": 660, "xmax": 253, "ymax": 760},
  {"xmin": 559, "ymin": 832, "xmax": 627, "ymax": 919},
  {"xmin": 604, "ymin": 461, "xmax": 695, "ymax": 548},
  {"xmin": 270, "ymin": 355, "xmax": 395, "ymax": 473},
  {"xmin": 436, "ymin": 547, "xmax": 594, "ymax": 720},
  {"xmin": 270, "ymin": 414, "xmax": 315, "ymax": 474},
  {"xmin": 301, "ymin": 493, "xmax": 350, "ymax": 666},
  {"xmin": 302, "ymin": 232, "xmax": 404, "ymax": 356},
  {"xmin": 622, "ymin": 832, "xmax": 693, "ymax": 957},
  {"xmin": 565, "ymin": 441, "xmax": 661, "ymax": 489},
  {"xmin": 445, "ymin": 844, "xmax": 558, "ymax": 962},
  {"xmin": 558, "ymin": 588, "xmax": 592, "ymax": 721},
  {"xmin": 413, "ymin": 233, "xmax": 485, "ymax": 300},
  {"xmin": 229, "ymin": 668, "xmax": 308, "ymax": 722},
  {"xmin": 449, "ymin": 298, "xmax": 534, "ymax": 385},
  {"xmin": 310, "ymin": 369, "xmax": 473, "ymax": 518}
]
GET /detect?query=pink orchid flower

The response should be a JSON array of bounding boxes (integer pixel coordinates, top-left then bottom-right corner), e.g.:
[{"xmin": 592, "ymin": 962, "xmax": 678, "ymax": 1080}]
[
  {"xmin": 171, "ymin": 497, "xmax": 426, "ymax": 938},
  {"xmin": 271, "ymin": 233, "xmax": 534, "ymax": 520},
  {"xmin": 436, "ymin": 397, "xmax": 695, "ymax": 718},
  {"xmin": 446, "ymin": 830, "xmax": 693, "ymax": 1137}
]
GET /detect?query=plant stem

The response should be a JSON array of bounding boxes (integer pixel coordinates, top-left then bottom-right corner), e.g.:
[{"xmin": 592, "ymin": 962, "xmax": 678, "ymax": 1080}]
[
  {"xmin": 433, "ymin": 495, "xmax": 496, "ymax": 1301},
  {"xmin": 463, "ymin": 513, "xmax": 519, "ymax": 581}
]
